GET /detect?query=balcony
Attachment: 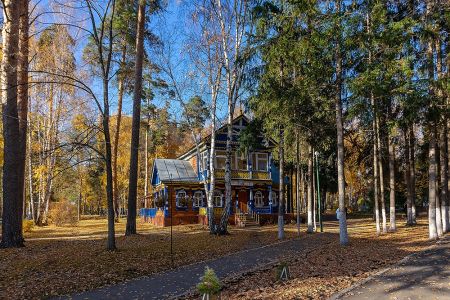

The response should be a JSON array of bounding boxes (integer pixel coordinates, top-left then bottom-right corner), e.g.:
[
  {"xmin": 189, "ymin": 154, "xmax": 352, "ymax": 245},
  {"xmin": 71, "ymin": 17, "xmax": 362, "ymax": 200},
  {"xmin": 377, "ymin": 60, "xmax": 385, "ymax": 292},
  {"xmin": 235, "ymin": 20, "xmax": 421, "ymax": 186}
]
[{"xmin": 214, "ymin": 170, "xmax": 270, "ymax": 180}]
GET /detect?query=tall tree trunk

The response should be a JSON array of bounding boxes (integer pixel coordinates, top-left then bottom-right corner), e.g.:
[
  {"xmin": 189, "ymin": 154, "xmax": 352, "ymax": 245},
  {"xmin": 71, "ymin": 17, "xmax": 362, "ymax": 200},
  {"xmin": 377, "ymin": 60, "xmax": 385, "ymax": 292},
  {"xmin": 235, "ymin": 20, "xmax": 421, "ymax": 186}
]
[
  {"xmin": 388, "ymin": 124, "xmax": 396, "ymax": 232},
  {"xmin": 372, "ymin": 92, "xmax": 381, "ymax": 235},
  {"xmin": 1, "ymin": 0, "xmax": 24, "ymax": 248},
  {"xmin": 307, "ymin": 145, "xmax": 314, "ymax": 233},
  {"xmin": 435, "ymin": 125, "xmax": 444, "ymax": 237},
  {"xmin": 28, "ymin": 106, "xmax": 34, "ymax": 221},
  {"xmin": 112, "ymin": 45, "xmax": 127, "ymax": 222},
  {"xmin": 17, "ymin": 0, "xmax": 29, "ymax": 231},
  {"xmin": 218, "ymin": 95, "xmax": 234, "ymax": 234},
  {"xmin": 429, "ymin": 125, "xmax": 439, "ymax": 240},
  {"xmin": 207, "ymin": 83, "xmax": 218, "ymax": 233},
  {"xmin": 126, "ymin": 0, "xmax": 146, "ymax": 236},
  {"xmin": 103, "ymin": 80, "xmax": 116, "ymax": 250},
  {"xmin": 144, "ymin": 99, "xmax": 150, "ymax": 208},
  {"xmin": 296, "ymin": 129, "xmax": 301, "ymax": 235},
  {"xmin": 278, "ymin": 128, "xmax": 285, "ymax": 239},
  {"xmin": 312, "ymin": 152, "xmax": 317, "ymax": 232},
  {"xmin": 437, "ymin": 39, "xmax": 449, "ymax": 233},
  {"xmin": 426, "ymin": 0, "xmax": 438, "ymax": 240},
  {"xmin": 335, "ymin": 0, "xmax": 348, "ymax": 245},
  {"xmin": 409, "ymin": 125, "xmax": 417, "ymax": 224},
  {"xmin": 377, "ymin": 115, "xmax": 387, "ymax": 233}
]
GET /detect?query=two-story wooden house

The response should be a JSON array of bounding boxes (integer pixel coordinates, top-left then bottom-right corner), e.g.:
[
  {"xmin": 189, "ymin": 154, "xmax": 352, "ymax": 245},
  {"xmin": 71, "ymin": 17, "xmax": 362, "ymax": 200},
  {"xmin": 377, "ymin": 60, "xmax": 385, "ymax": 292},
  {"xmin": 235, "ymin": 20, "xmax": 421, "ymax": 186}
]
[{"xmin": 142, "ymin": 114, "xmax": 282, "ymax": 226}]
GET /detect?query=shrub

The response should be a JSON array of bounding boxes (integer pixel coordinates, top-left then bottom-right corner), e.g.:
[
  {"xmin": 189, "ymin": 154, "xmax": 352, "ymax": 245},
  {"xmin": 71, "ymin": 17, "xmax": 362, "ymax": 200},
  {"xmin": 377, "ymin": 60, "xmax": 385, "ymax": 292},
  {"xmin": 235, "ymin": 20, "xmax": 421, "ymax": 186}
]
[
  {"xmin": 49, "ymin": 200, "xmax": 78, "ymax": 226},
  {"xmin": 22, "ymin": 219, "xmax": 34, "ymax": 233},
  {"xmin": 197, "ymin": 267, "xmax": 221, "ymax": 297}
]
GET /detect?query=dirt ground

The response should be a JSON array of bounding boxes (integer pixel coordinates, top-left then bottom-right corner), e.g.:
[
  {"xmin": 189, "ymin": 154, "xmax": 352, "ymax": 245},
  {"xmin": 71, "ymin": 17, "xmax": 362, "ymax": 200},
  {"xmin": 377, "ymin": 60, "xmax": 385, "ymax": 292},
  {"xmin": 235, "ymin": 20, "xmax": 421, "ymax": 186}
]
[
  {"xmin": 0, "ymin": 216, "xmax": 436, "ymax": 300},
  {"xmin": 218, "ymin": 219, "xmax": 435, "ymax": 300}
]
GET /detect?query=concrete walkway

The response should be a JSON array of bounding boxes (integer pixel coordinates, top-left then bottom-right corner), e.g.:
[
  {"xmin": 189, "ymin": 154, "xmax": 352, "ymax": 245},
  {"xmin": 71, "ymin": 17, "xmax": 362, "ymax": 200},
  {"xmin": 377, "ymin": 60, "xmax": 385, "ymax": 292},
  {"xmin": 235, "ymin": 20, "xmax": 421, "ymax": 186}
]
[
  {"xmin": 335, "ymin": 238, "xmax": 450, "ymax": 300},
  {"xmin": 68, "ymin": 237, "xmax": 311, "ymax": 300}
]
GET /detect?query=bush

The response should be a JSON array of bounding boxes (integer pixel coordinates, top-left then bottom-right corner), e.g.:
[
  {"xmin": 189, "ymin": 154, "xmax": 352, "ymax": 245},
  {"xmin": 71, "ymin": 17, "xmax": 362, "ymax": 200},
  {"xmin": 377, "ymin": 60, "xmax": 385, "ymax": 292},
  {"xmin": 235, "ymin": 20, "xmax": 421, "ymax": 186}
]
[
  {"xmin": 22, "ymin": 219, "xmax": 34, "ymax": 233},
  {"xmin": 197, "ymin": 267, "xmax": 221, "ymax": 297},
  {"xmin": 49, "ymin": 200, "xmax": 78, "ymax": 226}
]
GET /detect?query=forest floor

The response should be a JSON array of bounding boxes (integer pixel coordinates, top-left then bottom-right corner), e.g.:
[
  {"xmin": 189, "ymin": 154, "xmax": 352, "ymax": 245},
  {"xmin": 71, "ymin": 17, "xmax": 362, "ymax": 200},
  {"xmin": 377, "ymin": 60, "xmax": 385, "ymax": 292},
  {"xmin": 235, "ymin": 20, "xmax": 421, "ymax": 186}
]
[
  {"xmin": 217, "ymin": 218, "xmax": 438, "ymax": 300},
  {"xmin": 0, "ymin": 216, "xmax": 439, "ymax": 299}
]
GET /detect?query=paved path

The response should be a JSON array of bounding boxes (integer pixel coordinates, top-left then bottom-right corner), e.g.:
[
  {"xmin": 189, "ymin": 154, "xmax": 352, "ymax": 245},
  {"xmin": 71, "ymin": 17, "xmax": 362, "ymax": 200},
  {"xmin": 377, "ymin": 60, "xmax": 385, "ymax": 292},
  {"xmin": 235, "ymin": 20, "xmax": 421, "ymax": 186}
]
[
  {"xmin": 68, "ymin": 237, "xmax": 311, "ymax": 300},
  {"xmin": 336, "ymin": 238, "xmax": 450, "ymax": 300}
]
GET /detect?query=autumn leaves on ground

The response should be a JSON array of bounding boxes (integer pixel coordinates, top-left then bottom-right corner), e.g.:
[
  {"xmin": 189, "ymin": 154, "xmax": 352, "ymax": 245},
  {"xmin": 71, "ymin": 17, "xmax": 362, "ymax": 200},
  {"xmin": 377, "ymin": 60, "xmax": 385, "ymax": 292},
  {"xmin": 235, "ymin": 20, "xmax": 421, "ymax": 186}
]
[{"xmin": 0, "ymin": 216, "xmax": 432, "ymax": 300}]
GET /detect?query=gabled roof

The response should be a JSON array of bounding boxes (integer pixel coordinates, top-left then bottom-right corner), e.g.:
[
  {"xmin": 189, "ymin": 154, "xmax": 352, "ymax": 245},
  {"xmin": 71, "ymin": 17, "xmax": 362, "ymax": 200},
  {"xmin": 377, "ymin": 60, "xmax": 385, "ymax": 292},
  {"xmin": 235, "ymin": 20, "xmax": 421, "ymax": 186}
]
[
  {"xmin": 152, "ymin": 159, "xmax": 199, "ymax": 184},
  {"xmin": 178, "ymin": 114, "xmax": 277, "ymax": 160}
]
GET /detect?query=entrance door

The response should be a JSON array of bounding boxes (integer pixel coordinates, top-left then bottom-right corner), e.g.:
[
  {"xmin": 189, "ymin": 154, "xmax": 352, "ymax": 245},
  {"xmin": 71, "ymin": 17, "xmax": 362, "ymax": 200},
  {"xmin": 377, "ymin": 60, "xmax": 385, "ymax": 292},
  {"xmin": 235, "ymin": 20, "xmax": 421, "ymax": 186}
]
[{"xmin": 238, "ymin": 190, "xmax": 248, "ymax": 213}]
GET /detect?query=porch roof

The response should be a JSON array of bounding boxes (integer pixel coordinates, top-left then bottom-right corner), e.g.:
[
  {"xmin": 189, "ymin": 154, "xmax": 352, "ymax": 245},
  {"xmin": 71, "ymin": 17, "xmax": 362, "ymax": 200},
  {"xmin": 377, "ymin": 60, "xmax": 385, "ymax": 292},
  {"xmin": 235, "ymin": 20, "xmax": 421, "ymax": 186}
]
[{"xmin": 153, "ymin": 159, "xmax": 199, "ymax": 184}]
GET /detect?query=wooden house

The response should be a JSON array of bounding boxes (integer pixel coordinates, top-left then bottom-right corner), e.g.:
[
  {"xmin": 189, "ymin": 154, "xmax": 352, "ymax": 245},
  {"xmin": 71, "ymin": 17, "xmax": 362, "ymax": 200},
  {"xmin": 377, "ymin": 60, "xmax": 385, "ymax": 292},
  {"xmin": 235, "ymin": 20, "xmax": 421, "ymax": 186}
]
[{"xmin": 142, "ymin": 115, "xmax": 282, "ymax": 227}]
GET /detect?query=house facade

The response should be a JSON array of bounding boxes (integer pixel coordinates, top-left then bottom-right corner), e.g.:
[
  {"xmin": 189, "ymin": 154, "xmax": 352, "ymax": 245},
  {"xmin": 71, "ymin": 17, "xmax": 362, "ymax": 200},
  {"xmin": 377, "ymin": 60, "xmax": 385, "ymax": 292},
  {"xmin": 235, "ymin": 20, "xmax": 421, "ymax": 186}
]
[{"xmin": 142, "ymin": 115, "xmax": 282, "ymax": 226}]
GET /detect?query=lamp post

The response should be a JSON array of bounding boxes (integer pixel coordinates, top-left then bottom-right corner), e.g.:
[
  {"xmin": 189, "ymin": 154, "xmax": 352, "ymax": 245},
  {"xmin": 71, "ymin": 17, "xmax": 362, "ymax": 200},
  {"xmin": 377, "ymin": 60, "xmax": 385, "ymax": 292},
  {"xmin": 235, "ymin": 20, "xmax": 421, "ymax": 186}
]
[{"xmin": 315, "ymin": 151, "xmax": 323, "ymax": 232}]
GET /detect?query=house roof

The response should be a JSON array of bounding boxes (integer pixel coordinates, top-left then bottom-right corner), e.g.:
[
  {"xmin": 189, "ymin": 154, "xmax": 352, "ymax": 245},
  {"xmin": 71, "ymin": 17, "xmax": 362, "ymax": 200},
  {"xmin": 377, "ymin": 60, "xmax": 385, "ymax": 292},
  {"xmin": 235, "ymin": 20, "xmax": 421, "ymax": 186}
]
[
  {"xmin": 178, "ymin": 114, "xmax": 277, "ymax": 160},
  {"xmin": 153, "ymin": 159, "xmax": 199, "ymax": 183}
]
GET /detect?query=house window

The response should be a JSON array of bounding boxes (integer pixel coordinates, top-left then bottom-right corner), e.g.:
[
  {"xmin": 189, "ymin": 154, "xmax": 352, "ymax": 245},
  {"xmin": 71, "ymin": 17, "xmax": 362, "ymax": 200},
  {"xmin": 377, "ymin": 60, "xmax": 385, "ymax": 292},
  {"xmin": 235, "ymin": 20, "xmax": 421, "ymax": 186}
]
[
  {"xmin": 193, "ymin": 191, "xmax": 204, "ymax": 207},
  {"xmin": 214, "ymin": 191, "xmax": 223, "ymax": 207},
  {"xmin": 256, "ymin": 153, "xmax": 268, "ymax": 171},
  {"xmin": 215, "ymin": 150, "xmax": 226, "ymax": 169},
  {"xmin": 237, "ymin": 152, "xmax": 248, "ymax": 170},
  {"xmin": 176, "ymin": 190, "xmax": 189, "ymax": 207},
  {"xmin": 271, "ymin": 191, "xmax": 278, "ymax": 206},
  {"xmin": 255, "ymin": 191, "xmax": 264, "ymax": 207}
]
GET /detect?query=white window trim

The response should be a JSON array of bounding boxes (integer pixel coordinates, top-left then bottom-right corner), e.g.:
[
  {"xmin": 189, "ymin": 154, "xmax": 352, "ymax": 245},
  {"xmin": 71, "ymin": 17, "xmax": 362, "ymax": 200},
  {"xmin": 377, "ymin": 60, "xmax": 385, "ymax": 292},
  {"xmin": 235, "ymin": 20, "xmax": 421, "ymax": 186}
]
[
  {"xmin": 193, "ymin": 191, "xmax": 204, "ymax": 207},
  {"xmin": 176, "ymin": 190, "xmax": 188, "ymax": 207},
  {"xmin": 255, "ymin": 191, "xmax": 264, "ymax": 207},
  {"xmin": 255, "ymin": 152, "xmax": 268, "ymax": 171},
  {"xmin": 271, "ymin": 191, "xmax": 278, "ymax": 206},
  {"xmin": 213, "ymin": 191, "xmax": 223, "ymax": 207}
]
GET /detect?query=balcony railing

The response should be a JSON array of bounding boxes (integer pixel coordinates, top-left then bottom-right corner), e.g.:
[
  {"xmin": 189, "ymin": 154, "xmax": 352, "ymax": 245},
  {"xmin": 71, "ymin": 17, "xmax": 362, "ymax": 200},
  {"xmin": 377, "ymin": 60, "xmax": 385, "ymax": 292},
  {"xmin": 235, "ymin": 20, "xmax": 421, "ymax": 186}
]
[{"xmin": 214, "ymin": 170, "xmax": 270, "ymax": 180}]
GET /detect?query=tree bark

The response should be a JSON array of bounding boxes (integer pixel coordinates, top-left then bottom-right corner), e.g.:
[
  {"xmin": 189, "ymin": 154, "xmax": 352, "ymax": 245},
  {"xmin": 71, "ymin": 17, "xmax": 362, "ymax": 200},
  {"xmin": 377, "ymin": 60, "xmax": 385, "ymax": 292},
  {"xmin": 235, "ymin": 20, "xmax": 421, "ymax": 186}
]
[
  {"xmin": 112, "ymin": 45, "xmax": 127, "ymax": 222},
  {"xmin": 426, "ymin": 0, "xmax": 438, "ymax": 240},
  {"xmin": 429, "ymin": 125, "xmax": 438, "ymax": 240},
  {"xmin": 335, "ymin": 0, "xmax": 348, "ymax": 245},
  {"xmin": 376, "ymin": 115, "xmax": 387, "ymax": 233},
  {"xmin": 437, "ymin": 38, "xmax": 449, "ymax": 234},
  {"xmin": 388, "ymin": 125, "xmax": 396, "ymax": 231},
  {"xmin": 278, "ymin": 128, "xmax": 285, "ymax": 240},
  {"xmin": 126, "ymin": 0, "xmax": 146, "ymax": 236},
  {"xmin": 307, "ymin": 145, "xmax": 314, "ymax": 233},
  {"xmin": 371, "ymin": 92, "xmax": 381, "ymax": 235},
  {"xmin": 409, "ymin": 125, "xmax": 417, "ymax": 224},
  {"xmin": 296, "ymin": 129, "xmax": 301, "ymax": 235},
  {"xmin": 1, "ymin": 0, "xmax": 24, "ymax": 248}
]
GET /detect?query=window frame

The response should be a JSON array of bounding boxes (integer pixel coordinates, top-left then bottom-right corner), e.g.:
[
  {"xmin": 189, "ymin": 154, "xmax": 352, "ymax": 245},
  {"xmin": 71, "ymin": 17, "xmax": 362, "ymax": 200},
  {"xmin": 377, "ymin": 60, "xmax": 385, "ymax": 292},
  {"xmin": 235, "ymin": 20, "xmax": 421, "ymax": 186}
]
[
  {"xmin": 254, "ymin": 191, "xmax": 264, "ymax": 207},
  {"xmin": 176, "ymin": 189, "xmax": 188, "ymax": 208},
  {"xmin": 192, "ymin": 191, "xmax": 204, "ymax": 208},
  {"xmin": 213, "ymin": 191, "xmax": 223, "ymax": 207},
  {"xmin": 271, "ymin": 191, "xmax": 278, "ymax": 206},
  {"xmin": 255, "ymin": 152, "xmax": 268, "ymax": 171}
]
